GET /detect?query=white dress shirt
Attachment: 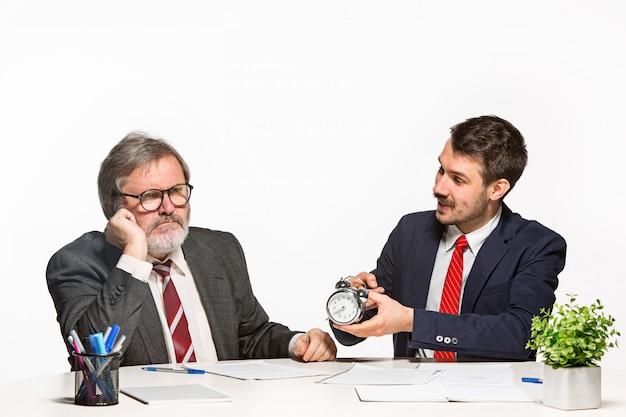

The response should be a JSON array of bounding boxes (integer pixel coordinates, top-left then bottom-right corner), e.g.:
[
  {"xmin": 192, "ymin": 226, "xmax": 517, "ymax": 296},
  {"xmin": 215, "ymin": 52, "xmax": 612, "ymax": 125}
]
[
  {"xmin": 417, "ymin": 206, "xmax": 502, "ymax": 357},
  {"xmin": 117, "ymin": 247, "xmax": 301, "ymax": 363},
  {"xmin": 117, "ymin": 247, "xmax": 218, "ymax": 364}
]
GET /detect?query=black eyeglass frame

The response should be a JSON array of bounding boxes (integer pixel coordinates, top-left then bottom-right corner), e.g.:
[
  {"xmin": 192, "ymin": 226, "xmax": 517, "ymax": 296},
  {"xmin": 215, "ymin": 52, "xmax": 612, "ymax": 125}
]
[{"xmin": 118, "ymin": 183, "xmax": 194, "ymax": 212}]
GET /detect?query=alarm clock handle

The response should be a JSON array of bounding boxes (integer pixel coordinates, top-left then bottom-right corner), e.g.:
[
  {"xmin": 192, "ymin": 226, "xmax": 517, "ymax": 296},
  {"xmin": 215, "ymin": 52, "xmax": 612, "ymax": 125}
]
[
  {"xmin": 336, "ymin": 275, "xmax": 367, "ymax": 289},
  {"xmin": 335, "ymin": 276, "xmax": 369, "ymax": 300}
]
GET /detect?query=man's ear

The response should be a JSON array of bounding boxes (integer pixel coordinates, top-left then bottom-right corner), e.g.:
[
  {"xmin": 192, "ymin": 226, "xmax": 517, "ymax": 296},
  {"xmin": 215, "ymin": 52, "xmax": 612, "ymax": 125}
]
[{"xmin": 489, "ymin": 178, "xmax": 511, "ymax": 201}]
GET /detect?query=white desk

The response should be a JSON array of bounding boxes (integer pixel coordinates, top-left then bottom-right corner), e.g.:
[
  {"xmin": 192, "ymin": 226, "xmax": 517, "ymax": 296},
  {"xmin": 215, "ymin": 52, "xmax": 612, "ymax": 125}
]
[{"xmin": 2, "ymin": 358, "xmax": 625, "ymax": 416}]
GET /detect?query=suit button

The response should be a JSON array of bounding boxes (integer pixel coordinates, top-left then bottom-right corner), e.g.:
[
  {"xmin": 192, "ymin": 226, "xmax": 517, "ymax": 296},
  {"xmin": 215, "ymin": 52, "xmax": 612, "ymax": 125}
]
[
  {"xmin": 436, "ymin": 335, "xmax": 443, "ymax": 342},
  {"xmin": 451, "ymin": 337, "xmax": 458, "ymax": 345},
  {"xmin": 444, "ymin": 336, "xmax": 451, "ymax": 344}
]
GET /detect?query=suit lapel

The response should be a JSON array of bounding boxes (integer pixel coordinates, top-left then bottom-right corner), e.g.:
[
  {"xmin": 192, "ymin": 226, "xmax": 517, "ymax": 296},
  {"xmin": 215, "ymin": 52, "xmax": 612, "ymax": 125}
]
[
  {"xmin": 410, "ymin": 221, "xmax": 444, "ymax": 309},
  {"xmin": 461, "ymin": 204, "xmax": 516, "ymax": 312},
  {"xmin": 181, "ymin": 230, "xmax": 236, "ymax": 360},
  {"xmin": 104, "ymin": 240, "xmax": 169, "ymax": 364},
  {"xmin": 137, "ymin": 297, "xmax": 169, "ymax": 363}
]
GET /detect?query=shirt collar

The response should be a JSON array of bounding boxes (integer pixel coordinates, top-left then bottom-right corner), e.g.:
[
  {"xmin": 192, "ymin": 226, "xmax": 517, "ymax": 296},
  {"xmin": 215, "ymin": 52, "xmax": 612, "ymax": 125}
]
[
  {"xmin": 148, "ymin": 246, "xmax": 187, "ymax": 276},
  {"xmin": 445, "ymin": 205, "xmax": 502, "ymax": 254}
]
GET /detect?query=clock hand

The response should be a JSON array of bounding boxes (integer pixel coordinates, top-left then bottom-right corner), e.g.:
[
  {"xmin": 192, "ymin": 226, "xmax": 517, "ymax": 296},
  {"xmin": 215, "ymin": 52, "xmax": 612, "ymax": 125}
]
[{"xmin": 333, "ymin": 306, "xmax": 346, "ymax": 315}]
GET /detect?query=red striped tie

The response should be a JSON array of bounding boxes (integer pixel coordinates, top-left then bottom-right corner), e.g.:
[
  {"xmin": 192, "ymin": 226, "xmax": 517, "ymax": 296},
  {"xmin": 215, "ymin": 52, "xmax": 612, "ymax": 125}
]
[
  {"xmin": 153, "ymin": 260, "xmax": 196, "ymax": 363},
  {"xmin": 434, "ymin": 235, "xmax": 469, "ymax": 359}
]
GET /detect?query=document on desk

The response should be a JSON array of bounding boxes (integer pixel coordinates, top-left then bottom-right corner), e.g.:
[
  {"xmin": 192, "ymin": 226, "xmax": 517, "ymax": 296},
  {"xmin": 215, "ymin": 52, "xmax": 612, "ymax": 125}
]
[
  {"xmin": 438, "ymin": 384, "xmax": 534, "ymax": 402},
  {"xmin": 122, "ymin": 384, "xmax": 231, "ymax": 405},
  {"xmin": 418, "ymin": 362, "xmax": 513, "ymax": 385},
  {"xmin": 184, "ymin": 360, "xmax": 332, "ymax": 380},
  {"xmin": 317, "ymin": 363, "xmax": 441, "ymax": 385},
  {"xmin": 355, "ymin": 384, "xmax": 534, "ymax": 402},
  {"xmin": 352, "ymin": 363, "xmax": 533, "ymax": 402},
  {"xmin": 356, "ymin": 384, "xmax": 449, "ymax": 402}
]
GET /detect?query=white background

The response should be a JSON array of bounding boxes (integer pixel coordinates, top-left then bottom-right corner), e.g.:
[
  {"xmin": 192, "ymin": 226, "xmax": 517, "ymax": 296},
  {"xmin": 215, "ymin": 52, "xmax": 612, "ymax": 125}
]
[{"xmin": 1, "ymin": 1, "xmax": 624, "ymax": 383}]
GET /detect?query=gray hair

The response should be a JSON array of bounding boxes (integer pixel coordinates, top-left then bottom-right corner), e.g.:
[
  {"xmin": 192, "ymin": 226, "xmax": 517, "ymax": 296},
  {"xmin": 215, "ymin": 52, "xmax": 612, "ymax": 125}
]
[{"xmin": 97, "ymin": 131, "xmax": 191, "ymax": 219}]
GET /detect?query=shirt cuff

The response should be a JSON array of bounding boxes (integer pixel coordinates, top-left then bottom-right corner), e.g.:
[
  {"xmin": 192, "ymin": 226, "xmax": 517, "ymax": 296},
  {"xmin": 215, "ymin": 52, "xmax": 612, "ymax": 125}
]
[
  {"xmin": 288, "ymin": 333, "xmax": 305, "ymax": 358},
  {"xmin": 116, "ymin": 254, "xmax": 153, "ymax": 283}
]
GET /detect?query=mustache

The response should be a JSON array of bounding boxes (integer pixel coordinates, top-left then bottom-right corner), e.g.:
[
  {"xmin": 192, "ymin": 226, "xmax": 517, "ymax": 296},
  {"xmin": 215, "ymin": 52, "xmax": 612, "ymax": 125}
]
[
  {"xmin": 146, "ymin": 215, "xmax": 186, "ymax": 234},
  {"xmin": 433, "ymin": 193, "xmax": 454, "ymax": 208}
]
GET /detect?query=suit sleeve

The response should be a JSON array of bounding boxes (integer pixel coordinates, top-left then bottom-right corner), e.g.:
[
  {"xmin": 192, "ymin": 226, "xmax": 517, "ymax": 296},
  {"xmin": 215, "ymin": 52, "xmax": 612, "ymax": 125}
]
[
  {"xmin": 46, "ymin": 232, "xmax": 156, "ymax": 367},
  {"xmin": 330, "ymin": 220, "xmax": 404, "ymax": 347},
  {"xmin": 187, "ymin": 230, "xmax": 299, "ymax": 359}
]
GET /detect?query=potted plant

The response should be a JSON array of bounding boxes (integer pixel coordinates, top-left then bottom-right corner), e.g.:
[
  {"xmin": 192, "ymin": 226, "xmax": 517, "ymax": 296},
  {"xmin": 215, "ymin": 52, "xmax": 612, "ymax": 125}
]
[{"xmin": 526, "ymin": 294, "xmax": 620, "ymax": 410}]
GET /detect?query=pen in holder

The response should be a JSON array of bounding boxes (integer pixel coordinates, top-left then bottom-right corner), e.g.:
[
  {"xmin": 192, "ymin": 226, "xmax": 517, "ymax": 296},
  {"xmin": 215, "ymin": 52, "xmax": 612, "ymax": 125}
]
[{"xmin": 72, "ymin": 351, "xmax": 122, "ymax": 406}]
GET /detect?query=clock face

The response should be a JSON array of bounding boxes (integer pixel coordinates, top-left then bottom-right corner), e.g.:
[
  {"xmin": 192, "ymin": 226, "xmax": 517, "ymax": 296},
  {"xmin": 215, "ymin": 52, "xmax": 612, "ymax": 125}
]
[{"xmin": 326, "ymin": 290, "xmax": 362, "ymax": 325}]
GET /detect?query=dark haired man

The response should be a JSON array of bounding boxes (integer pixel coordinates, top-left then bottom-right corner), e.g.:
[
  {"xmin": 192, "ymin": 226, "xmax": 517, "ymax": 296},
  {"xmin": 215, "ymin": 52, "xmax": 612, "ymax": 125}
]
[{"xmin": 332, "ymin": 115, "xmax": 566, "ymax": 361}]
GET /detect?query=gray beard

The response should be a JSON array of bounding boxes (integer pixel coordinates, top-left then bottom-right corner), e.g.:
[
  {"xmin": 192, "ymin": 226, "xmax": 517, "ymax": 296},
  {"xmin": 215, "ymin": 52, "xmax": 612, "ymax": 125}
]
[{"xmin": 147, "ymin": 224, "xmax": 189, "ymax": 254}]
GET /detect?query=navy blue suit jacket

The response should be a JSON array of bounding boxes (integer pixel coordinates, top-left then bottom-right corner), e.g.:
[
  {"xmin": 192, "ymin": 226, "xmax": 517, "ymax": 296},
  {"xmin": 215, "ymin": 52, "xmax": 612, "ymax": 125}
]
[{"xmin": 334, "ymin": 204, "xmax": 566, "ymax": 360}]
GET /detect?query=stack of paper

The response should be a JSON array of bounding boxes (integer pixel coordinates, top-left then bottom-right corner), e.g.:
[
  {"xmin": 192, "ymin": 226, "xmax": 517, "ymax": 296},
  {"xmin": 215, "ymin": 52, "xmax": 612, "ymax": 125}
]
[
  {"xmin": 319, "ymin": 362, "xmax": 534, "ymax": 403},
  {"xmin": 122, "ymin": 384, "xmax": 231, "ymax": 405}
]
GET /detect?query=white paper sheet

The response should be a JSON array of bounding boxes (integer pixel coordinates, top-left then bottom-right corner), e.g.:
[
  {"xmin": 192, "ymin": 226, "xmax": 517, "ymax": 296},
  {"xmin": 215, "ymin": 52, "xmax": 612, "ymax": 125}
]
[
  {"xmin": 355, "ymin": 383, "xmax": 534, "ymax": 402},
  {"xmin": 318, "ymin": 363, "xmax": 441, "ymax": 385},
  {"xmin": 356, "ymin": 384, "xmax": 448, "ymax": 402},
  {"xmin": 184, "ymin": 360, "xmax": 331, "ymax": 380},
  {"xmin": 438, "ymin": 384, "xmax": 534, "ymax": 402},
  {"xmin": 418, "ymin": 362, "xmax": 512, "ymax": 385},
  {"xmin": 122, "ymin": 384, "xmax": 231, "ymax": 405}
]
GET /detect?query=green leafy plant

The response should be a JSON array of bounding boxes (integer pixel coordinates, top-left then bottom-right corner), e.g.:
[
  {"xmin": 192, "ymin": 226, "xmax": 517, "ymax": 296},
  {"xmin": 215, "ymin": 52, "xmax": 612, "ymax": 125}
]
[{"xmin": 526, "ymin": 294, "xmax": 620, "ymax": 368}]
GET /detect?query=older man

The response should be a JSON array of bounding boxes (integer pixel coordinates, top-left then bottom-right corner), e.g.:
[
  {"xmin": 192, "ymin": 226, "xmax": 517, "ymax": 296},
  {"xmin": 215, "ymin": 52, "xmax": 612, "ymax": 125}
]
[{"xmin": 48, "ymin": 132, "xmax": 336, "ymax": 367}]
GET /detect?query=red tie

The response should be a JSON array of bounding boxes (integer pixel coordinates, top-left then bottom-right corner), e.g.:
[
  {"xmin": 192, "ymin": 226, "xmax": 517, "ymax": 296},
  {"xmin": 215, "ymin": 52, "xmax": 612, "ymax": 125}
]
[
  {"xmin": 153, "ymin": 260, "xmax": 196, "ymax": 363},
  {"xmin": 434, "ymin": 235, "xmax": 469, "ymax": 359}
]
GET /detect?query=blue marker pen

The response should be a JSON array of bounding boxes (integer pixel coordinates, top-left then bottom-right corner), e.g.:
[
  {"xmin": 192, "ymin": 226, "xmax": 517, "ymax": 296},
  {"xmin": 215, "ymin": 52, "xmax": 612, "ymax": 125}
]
[
  {"xmin": 88, "ymin": 334, "xmax": 98, "ymax": 353},
  {"xmin": 142, "ymin": 367, "xmax": 206, "ymax": 374},
  {"xmin": 521, "ymin": 377, "xmax": 543, "ymax": 384},
  {"xmin": 105, "ymin": 325, "xmax": 121, "ymax": 353},
  {"xmin": 93, "ymin": 332, "xmax": 107, "ymax": 354}
]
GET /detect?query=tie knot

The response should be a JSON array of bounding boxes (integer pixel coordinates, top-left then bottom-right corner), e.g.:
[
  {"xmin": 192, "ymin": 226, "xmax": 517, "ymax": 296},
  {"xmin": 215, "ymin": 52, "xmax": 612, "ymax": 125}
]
[
  {"xmin": 455, "ymin": 235, "xmax": 469, "ymax": 251},
  {"xmin": 153, "ymin": 260, "xmax": 172, "ymax": 278}
]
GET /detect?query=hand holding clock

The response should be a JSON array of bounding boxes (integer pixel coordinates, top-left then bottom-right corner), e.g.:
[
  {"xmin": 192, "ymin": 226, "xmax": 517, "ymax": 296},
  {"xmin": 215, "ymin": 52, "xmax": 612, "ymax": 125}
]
[
  {"xmin": 332, "ymin": 290, "xmax": 414, "ymax": 337},
  {"xmin": 326, "ymin": 275, "xmax": 377, "ymax": 325},
  {"xmin": 330, "ymin": 272, "xmax": 414, "ymax": 338}
]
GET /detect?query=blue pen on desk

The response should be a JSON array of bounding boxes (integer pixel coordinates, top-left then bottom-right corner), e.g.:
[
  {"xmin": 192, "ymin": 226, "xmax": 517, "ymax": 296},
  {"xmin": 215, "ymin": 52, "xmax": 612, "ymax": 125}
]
[
  {"xmin": 142, "ymin": 366, "xmax": 206, "ymax": 374},
  {"xmin": 521, "ymin": 377, "xmax": 543, "ymax": 384}
]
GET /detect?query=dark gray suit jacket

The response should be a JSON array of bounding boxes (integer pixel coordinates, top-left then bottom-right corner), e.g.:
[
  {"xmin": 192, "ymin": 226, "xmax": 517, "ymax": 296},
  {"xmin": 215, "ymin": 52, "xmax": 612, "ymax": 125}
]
[
  {"xmin": 47, "ymin": 227, "xmax": 298, "ymax": 368},
  {"xmin": 333, "ymin": 204, "xmax": 567, "ymax": 360}
]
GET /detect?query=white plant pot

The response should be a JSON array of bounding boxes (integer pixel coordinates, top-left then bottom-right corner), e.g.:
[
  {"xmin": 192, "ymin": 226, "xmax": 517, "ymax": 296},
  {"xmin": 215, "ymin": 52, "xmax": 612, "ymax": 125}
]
[{"xmin": 542, "ymin": 364, "xmax": 601, "ymax": 410}]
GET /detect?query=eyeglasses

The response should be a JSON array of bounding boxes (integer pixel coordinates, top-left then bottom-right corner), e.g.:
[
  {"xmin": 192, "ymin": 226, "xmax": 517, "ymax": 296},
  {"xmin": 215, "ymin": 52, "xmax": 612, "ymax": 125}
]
[{"xmin": 119, "ymin": 183, "xmax": 193, "ymax": 212}]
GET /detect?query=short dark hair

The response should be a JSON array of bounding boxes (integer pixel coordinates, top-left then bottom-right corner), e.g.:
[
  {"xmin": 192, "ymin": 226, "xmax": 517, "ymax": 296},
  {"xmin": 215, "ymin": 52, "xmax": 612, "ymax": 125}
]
[
  {"xmin": 97, "ymin": 131, "xmax": 191, "ymax": 219},
  {"xmin": 450, "ymin": 115, "xmax": 527, "ymax": 195}
]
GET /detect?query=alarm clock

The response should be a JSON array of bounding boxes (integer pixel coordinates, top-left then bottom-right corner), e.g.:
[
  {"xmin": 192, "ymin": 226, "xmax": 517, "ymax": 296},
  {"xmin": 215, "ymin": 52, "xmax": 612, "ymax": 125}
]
[{"xmin": 326, "ymin": 276, "xmax": 369, "ymax": 325}]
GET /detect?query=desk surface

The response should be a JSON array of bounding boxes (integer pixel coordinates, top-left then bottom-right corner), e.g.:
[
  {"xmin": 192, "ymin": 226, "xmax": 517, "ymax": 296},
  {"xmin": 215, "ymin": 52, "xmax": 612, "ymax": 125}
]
[{"xmin": 2, "ymin": 358, "xmax": 625, "ymax": 416}]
